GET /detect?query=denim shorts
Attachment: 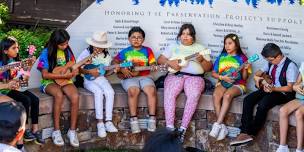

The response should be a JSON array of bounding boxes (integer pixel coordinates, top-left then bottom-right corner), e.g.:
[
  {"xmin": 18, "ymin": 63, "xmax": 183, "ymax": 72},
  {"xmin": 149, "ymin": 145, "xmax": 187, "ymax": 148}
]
[{"xmin": 121, "ymin": 76, "xmax": 155, "ymax": 91}]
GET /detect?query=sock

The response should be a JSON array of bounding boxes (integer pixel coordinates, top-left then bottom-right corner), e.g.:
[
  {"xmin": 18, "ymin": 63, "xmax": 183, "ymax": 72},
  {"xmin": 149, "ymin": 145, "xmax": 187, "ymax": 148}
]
[{"xmin": 166, "ymin": 125, "xmax": 175, "ymax": 130}]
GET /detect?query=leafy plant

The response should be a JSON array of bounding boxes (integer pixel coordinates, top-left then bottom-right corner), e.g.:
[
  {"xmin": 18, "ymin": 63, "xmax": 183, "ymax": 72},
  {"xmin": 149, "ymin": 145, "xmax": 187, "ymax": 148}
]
[
  {"xmin": 0, "ymin": 3, "xmax": 51, "ymax": 59},
  {"xmin": 5, "ymin": 28, "xmax": 51, "ymax": 59},
  {"xmin": 0, "ymin": 3, "xmax": 9, "ymax": 28}
]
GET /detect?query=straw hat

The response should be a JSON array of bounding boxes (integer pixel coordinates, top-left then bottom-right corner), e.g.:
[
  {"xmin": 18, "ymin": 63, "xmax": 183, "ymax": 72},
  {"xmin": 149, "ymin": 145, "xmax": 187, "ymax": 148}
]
[{"xmin": 86, "ymin": 32, "xmax": 112, "ymax": 48}]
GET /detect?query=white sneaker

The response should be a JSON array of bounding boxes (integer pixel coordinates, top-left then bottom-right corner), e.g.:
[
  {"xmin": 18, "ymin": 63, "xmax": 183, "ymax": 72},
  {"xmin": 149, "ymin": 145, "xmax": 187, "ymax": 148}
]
[
  {"xmin": 130, "ymin": 120, "xmax": 141, "ymax": 134},
  {"xmin": 296, "ymin": 149, "xmax": 303, "ymax": 152},
  {"xmin": 67, "ymin": 129, "xmax": 79, "ymax": 147},
  {"xmin": 209, "ymin": 122, "xmax": 221, "ymax": 138},
  {"xmin": 97, "ymin": 122, "xmax": 107, "ymax": 138},
  {"xmin": 147, "ymin": 119, "xmax": 156, "ymax": 132},
  {"xmin": 276, "ymin": 145, "xmax": 290, "ymax": 152},
  {"xmin": 52, "ymin": 130, "xmax": 64, "ymax": 146},
  {"xmin": 105, "ymin": 121, "xmax": 118, "ymax": 133},
  {"xmin": 217, "ymin": 124, "xmax": 228, "ymax": 141}
]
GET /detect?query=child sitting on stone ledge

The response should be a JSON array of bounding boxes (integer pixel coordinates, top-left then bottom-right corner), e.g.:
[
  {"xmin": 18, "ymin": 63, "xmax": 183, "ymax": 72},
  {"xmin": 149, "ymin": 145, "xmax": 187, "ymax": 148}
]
[{"xmin": 276, "ymin": 62, "xmax": 304, "ymax": 152}]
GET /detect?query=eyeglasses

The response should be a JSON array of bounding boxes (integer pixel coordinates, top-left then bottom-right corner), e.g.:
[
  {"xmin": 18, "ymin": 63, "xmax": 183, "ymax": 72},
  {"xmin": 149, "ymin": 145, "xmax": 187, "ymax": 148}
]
[
  {"xmin": 265, "ymin": 55, "xmax": 278, "ymax": 62},
  {"xmin": 130, "ymin": 36, "xmax": 143, "ymax": 41}
]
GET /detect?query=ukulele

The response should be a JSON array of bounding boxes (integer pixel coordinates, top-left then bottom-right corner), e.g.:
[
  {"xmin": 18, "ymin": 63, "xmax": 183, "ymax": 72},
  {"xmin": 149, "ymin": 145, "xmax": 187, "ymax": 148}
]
[
  {"xmin": 168, "ymin": 49, "xmax": 211, "ymax": 73},
  {"xmin": 53, "ymin": 50, "xmax": 102, "ymax": 86},
  {"xmin": 0, "ymin": 58, "xmax": 36, "ymax": 91},
  {"xmin": 220, "ymin": 54, "xmax": 259, "ymax": 88},
  {"xmin": 83, "ymin": 61, "xmax": 133, "ymax": 80},
  {"xmin": 117, "ymin": 64, "xmax": 168, "ymax": 79},
  {"xmin": 0, "ymin": 58, "xmax": 35, "ymax": 73},
  {"xmin": 0, "ymin": 47, "xmax": 36, "ymax": 91},
  {"xmin": 15, "ymin": 45, "xmax": 37, "ymax": 91},
  {"xmin": 10, "ymin": 79, "xmax": 29, "ymax": 90},
  {"xmin": 257, "ymin": 72, "xmax": 273, "ymax": 90}
]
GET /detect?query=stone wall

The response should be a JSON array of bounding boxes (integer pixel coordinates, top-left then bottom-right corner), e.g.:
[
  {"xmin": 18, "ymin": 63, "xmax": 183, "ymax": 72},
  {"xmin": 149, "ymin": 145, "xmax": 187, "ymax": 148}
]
[{"xmin": 24, "ymin": 85, "xmax": 298, "ymax": 152}]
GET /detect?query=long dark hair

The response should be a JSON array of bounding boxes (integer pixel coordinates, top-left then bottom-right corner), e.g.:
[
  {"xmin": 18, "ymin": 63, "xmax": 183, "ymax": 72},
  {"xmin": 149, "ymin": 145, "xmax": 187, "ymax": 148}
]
[
  {"xmin": 177, "ymin": 23, "xmax": 196, "ymax": 43},
  {"xmin": 45, "ymin": 29, "xmax": 72, "ymax": 72},
  {"xmin": 87, "ymin": 45, "xmax": 109, "ymax": 58},
  {"xmin": 220, "ymin": 33, "xmax": 245, "ymax": 56},
  {"xmin": 0, "ymin": 37, "xmax": 20, "ymax": 65}
]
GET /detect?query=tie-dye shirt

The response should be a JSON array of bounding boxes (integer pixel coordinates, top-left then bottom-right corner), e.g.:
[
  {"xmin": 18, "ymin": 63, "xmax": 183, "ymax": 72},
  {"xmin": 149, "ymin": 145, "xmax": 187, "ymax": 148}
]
[
  {"xmin": 0, "ymin": 59, "xmax": 19, "ymax": 94},
  {"xmin": 213, "ymin": 52, "xmax": 252, "ymax": 90},
  {"xmin": 114, "ymin": 46, "xmax": 156, "ymax": 76},
  {"xmin": 37, "ymin": 48, "xmax": 75, "ymax": 92}
]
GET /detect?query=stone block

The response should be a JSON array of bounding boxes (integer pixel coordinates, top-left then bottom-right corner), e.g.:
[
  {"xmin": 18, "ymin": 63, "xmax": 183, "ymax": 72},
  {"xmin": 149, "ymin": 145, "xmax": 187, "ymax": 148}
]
[
  {"xmin": 195, "ymin": 119, "xmax": 208, "ymax": 130},
  {"xmin": 78, "ymin": 131, "xmax": 92, "ymax": 142},
  {"xmin": 156, "ymin": 107, "xmax": 165, "ymax": 120},
  {"xmin": 38, "ymin": 114, "xmax": 53, "ymax": 129},
  {"xmin": 207, "ymin": 111, "xmax": 241, "ymax": 127},
  {"xmin": 77, "ymin": 111, "xmax": 91, "ymax": 132},
  {"xmin": 183, "ymin": 121, "xmax": 196, "ymax": 148},
  {"xmin": 192, "ymin": 109, "xmax": 207, "ymax": 120},
  {"xmin": 271, "ymin": 121, "xmax": 297, "ymax": 148}
]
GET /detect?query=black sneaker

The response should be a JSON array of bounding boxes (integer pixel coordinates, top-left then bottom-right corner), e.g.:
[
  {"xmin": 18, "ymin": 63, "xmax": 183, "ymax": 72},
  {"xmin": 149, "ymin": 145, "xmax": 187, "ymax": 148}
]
[
  {"xmin": 33, "ymin": 131, "xmax": 45, "ymax": 145},
  {"xmin": 177, "ymin": 128, "xmax": 186, "ymax": 143},
  {"xmin": 23, "ymin": 129, "xmax": 36, "ymax": 142}
]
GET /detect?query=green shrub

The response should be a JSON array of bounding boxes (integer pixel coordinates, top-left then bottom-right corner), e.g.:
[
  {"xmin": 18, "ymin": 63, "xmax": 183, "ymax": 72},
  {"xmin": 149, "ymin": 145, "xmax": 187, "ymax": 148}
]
[
  {"xmin": 2, "ymin": 28, "xmax": 51, "ymax": 59},
  {"xmin": 0, "ymin": 3, "xmax": 51, "ymax": 59},
  {"xmin": 0, "ymin": 3, "xmax": 9, "ymax": 29}
]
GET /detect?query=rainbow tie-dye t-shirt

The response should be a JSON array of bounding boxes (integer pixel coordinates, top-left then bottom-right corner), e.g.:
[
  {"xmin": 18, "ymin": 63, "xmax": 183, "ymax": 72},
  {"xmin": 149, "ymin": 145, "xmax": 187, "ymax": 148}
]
[
  {"xmin": 114, "ymin": 46, "xmax": 156, "ymax": 76},
  {"xmin": 37, "ymin": 48, "xmax": 75, "ymax": 92},
  {"xmin": 213, "ymin": 52, "xmax": 252, "ymax": 90}
]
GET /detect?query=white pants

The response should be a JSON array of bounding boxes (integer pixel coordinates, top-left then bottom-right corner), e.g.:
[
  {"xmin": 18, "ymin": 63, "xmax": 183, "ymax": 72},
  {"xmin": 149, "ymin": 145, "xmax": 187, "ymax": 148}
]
[{"xmin": 84, "ymin": 76, "xmax": 115, "ymax": 120}]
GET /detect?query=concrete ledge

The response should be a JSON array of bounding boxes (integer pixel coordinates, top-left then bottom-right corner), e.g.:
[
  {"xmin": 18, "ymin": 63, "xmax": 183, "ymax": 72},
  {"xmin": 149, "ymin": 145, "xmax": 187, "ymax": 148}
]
[
  {"xmin": 20, "ymin": 84, "xmax": 299, "ymax": 152},
  {"xmin": 27, "ymin": 84, "xmax": 296, "ymax": 127}
]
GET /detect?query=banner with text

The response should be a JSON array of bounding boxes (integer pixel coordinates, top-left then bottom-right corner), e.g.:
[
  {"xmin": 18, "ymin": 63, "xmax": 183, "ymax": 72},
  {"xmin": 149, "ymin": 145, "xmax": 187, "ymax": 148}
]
[{"xmin": 29, "ymin": 0, "xmax": 304, "ymax": 89}]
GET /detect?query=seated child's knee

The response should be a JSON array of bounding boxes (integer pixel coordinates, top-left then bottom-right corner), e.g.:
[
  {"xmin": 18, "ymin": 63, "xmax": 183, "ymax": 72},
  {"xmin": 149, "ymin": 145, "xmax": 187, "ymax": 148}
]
[
  {"xmin": 295, "ymin": 109, "xmax": 303, "ymax": 119},
  {"xmin": 128, "ymin": 87, "xmax": 140, "ymax": 97}
]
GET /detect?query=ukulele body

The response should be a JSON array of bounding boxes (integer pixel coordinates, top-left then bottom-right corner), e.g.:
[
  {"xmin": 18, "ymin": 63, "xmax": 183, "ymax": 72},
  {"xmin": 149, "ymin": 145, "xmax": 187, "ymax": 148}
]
[{"xmin": 52, "ymin": 61, "xmax": 75, "ymax": 86}]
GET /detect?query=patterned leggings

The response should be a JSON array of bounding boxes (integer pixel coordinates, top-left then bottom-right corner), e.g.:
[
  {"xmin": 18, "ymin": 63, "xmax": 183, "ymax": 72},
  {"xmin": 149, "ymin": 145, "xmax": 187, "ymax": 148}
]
[{"xmin": 164, "ymin": 74, "xmax": 205, "ymax": 128}]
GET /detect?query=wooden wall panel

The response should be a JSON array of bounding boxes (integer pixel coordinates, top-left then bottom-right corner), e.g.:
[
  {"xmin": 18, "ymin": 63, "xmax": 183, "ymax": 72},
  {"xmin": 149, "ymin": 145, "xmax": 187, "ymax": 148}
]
[{"xmin": 0, "ymin": 0, "xmax": 94, "ymax": 27}]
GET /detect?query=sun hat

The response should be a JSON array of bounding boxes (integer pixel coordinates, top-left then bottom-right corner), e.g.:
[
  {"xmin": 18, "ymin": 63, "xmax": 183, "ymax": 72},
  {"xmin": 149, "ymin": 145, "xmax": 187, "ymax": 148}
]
[{"xmin": 86, "ymin": 31, "xmax": 112, "ymax": 48}]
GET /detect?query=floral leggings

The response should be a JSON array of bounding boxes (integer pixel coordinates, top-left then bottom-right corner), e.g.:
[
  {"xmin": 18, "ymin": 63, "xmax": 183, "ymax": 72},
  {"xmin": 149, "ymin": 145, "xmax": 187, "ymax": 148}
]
[{"xmin": 164, "ymin": 74, "xmax": 205, "ymax": 129}]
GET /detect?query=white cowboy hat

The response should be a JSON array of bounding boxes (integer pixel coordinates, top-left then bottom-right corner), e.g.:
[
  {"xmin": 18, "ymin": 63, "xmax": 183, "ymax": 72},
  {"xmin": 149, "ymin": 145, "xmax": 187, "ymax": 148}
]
[{"xmin": 86, "ymin": 32, "xmax": 112, "ymax": 48}]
